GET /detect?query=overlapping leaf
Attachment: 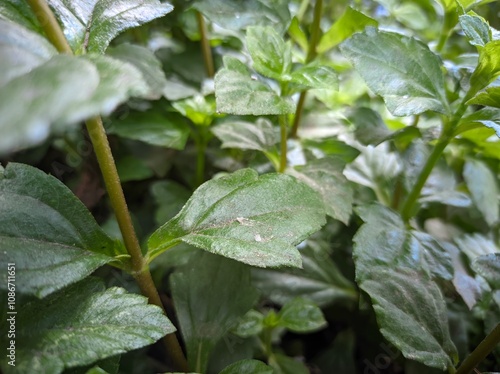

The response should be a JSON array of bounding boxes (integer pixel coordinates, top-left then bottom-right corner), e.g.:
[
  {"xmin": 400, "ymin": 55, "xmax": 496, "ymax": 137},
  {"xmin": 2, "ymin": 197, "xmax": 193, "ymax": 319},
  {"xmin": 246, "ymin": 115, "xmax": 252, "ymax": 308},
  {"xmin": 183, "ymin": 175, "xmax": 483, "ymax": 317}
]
[
  {"xmin": 148, "ymin": 169, "xmax": 326, "ymax": 268},
  {"xmin": 353, "ymin": 204, "xmax": 458, "ymax": 370},
  {"xmin": 48, "ymin": 0, "xmax": 173, "ymax": 54},
  {"xmin": 340, "ymin": 28, "xmax": 449, "ymax": 116},
  {"xmin": 215, "ymin": 56, "xmax": 295, "ymax": 115},
  {"xmin": 0, "ymin": 278, "xmax": 174, "ymax": 374},
  {"xmin": 0, "ymin": 163, "xmax": 122, "ymax": 297},
  {"xmin": 212, "ymin": 118, "xmax": 279, "ymax": 151},
  {"xmin": 171, "ymin": 252, "xmax": 258, "ymax": 373}
]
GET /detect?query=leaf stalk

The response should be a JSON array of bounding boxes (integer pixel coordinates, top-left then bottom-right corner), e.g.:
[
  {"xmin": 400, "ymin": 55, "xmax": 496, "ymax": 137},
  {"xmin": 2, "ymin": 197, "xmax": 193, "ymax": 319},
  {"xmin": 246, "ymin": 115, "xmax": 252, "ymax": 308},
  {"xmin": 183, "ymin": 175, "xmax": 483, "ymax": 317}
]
[
  {"xmin": 290, "ymin": 0, "xmax": 323, "ymax": 138},
  {"xmin": 279, "ymin": 115, "xmax": 288, "ymax": 172},
  {"xmin": 196, "ymin": 11, "xmax": 214, "ymax": 78},
  {"xmin": 26, "ymin": 0, "xmax": 188, "ymax": 370}
]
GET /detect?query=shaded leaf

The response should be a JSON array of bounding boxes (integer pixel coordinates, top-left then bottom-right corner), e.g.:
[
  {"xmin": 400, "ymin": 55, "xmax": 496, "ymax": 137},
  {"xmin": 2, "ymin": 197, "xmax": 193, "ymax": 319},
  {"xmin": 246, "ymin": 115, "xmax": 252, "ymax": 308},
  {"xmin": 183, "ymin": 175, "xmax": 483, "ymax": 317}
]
[
  {"xmin": 148, "ymin": 169, "xmax": 326, "ymax": 268},
  {"xmin": 0, "ymin": 278, "xmax": 174, "ymax": 374},
  {"xmin": 151, "ymin": 180, "xmax": 191, "ymax": 225},
  {"xmin": 354, "ymin": 204, "xmax": 454, "ymax": 281},
  {"xmin": 108, "ymin": 111, "xmax": 190, "ymax": 150},
  {"xmin": 270, "ymin": 353, "xmax": 309, "ymax": 374},
  {"xmin": 192, "ymin": 0, "xmax": 290, "ymax": 33},
  {"xmin": 358, "ymin": 267, "xmax": 457, "ymax": 370},
  {"xmin": 48, "ymin": 0, "xmax": 173, "ymax": 54},
  {"xmin": 212, "ymin": 118, "xmax": 279, "ymax": 151},
  {"xmin": 301, "ymin": 138, "xmax": 360, "ymax": 163},
  {"xmin": 0, "ymin": 163, "xmax": 121, "ymax": 297},
  {"xmin": 171, "ymin": 252, "xmax": 258, "ymax": 373},
  {"xmin": 472, "ymin": 253, "xmax": 500, "ymax": 288},
  {"xmin": 313, "ymin": 330, "xmax": 356, "ymax": 374},
  {"xmin": 347, "ymin": 107, "xmax": 391, "ymax": 146},
  {"xmin": 291, "ymin": 156, "xmax": 353, "ymax": 224},
  {"xmin": 219, "ymin": 359, "xmax": 273, "ymax": 374},
  {"xmin": 277, "ymin": 297, "xmax": 327, "ymax": 333},
  {"xmin": 0, "ymin": 19, "xmax": 55, "ymax": 87},
  {"xmin": 116, "ymin": 156, "xmax": 154, "ymax": 182},
  {"xmin": 107, "ymin": 43, "xmax": 168, "ymax": 99},
  {"xmin": 463, "ymin": 159, "xmax": 499, "ymax": 225},
  {"xmin": 252, "ymin": 245, "xmax": 356, "ymax": 307},
  {"xmin": 318, "ymin": 7, "xmax": 377, "ymax": 53},
  {"xmin": 215, "ymin": 56, "xmax": 295, "ymax": 115},
  {"xmin": 456, "ymin": 107, "xmax": 500, "ymax": 136},
  {"xmin": 340, "ymin": 28, "xmax": 449, "ymax": 116},
  {"xmin": 232, "ymin": 310, "xmax": 264, "ymax": 338},
  {"xmin": 247, "ymin": 25, "xmax": 292, "ymax": 81}
]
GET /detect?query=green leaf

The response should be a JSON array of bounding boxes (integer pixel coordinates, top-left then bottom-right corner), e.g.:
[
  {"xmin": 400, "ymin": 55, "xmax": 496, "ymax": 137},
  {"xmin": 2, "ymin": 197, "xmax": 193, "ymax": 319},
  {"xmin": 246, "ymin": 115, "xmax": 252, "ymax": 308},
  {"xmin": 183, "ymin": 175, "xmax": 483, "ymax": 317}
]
[
  {"xmin": 340, "ymin": 28, "xmax": 449, "ymax": 116},
  {"xmin": 314, "ymin": 330, "xmax": 356, "ymax": 374},
  {"xmin": 289, "ymin": 62, "xmax": 338, "ymax": 91},
  {"xmin": 353, "ymin": 205, "xmax": 458, "ymax": 370},
  {"xmin": 192, "ymin": 0, "xmax": 290, "ymax": 33},
  {"xmin": 148, "ymin": 169, "xmax": 326, "ymax": 268},
  {"xmin": 0, "ymin": 163, "xmax": 121, "ymax": 297},
  {"xmin": 219, "ymin": 359, "xmax": 273, "ymax": 374},
  {"xmin": 251, "ymin": 245, "xmax": 356, "ymax": 307},
  {"xmin": 301, "ymin": 138, "xmax": 360, "ymax": 163},
  {"xmin": 456, "ymin": 107, "xmax": 500, "ymax": 136},
  {"xmin": 463, "ymin": 159, "xmax": 499, "ymax": 225},
  {"xmin": 467, "ymin": 86, "xmax": 500, "ymax": 109},
  {"xmin": 0, "ymin": 19, "xmax": 56, "ymax": 87},
  {"xmin": 0, "ymin": 278, "xmax": 174, "ymax": 374},
  {"xmin": 347, "ymin": 107, "xmax": 391, "ymax": 145},
  {"xmin": 215, "ymin": 56, "xmax": 295, "ymax": 115},
  {"xmin": 468, "ymin": 40, "xmax": 500, "ymax": 98},
  {"xmin": 354, "ymin": 205, "xmax": 454, "ymax": 281},
  {"xmin": 455, "ymin": 233, "xmax": 499, "ymax": 262},
  {"xmin": 151, "ymin": 180, "xmax": 191, "ymax": 225},
  {"xmin": 270, "ymin": 353, "xmax": 309, "ymax": 374},
  {"xmin": 108, "ymin": 111, "xmax": 190, "ymax": 150},
  {"xmin": 288, "ymin": 16, "xmax": 308, "ymax": 52},
  {"xmin": 0, "ymin": 55, "xmax": 97, "ymax": 154},
  {"xmin": 232, "ymin": 310, "xmax": 264, "ymax": 338},
  {"xmin": 290, "ymin": 156, "xmax": 353, "ymax": 224},
  {"xmin": 472, "ymin": 254, "xmax": 500, "ymax": 288},
  {"xmin": 358, "ymin": 267, "xmax": 457, "ymax": 370},
  {"xmin": 0, "ymin": 53, "xmax": 149, "ymax": 154},
  {"xmin": 116, "ymin": 155, "xmax": 154, "ymax": 182},
  {"xmin": 0, "ymin": 0, "xmax": 41, "ymax": 33},
  {"xmin": 107, "ymin": 43, "xmax": 168, "ymax": 100},
  {"xmin": 212, "ymin": 118, "xmax": 279, "ymax": 151},
  {"xmin": 171, "ymin": 252, "xmax": 259, "ymax": 373},
  {"xmin": 246, "ymin": 25, "xmax": 292, "ymax": 81},
  {"xmin": 459, "ymin": 12, "xmax": 492, "ymax": 47},
  {"xmin": 317, "ymin": 7, "xmax": 377, "ymax": 53},
  {"xmin": 172, "ymin": 95, "xmax": 216, "ymax": 126},
  {"xmin": 48, "ymin": 0, "xmax": 173, "ymax": 54},
  {"xmin": 277, "ymin": 297, "xmax": 327, "ymax": 333}
]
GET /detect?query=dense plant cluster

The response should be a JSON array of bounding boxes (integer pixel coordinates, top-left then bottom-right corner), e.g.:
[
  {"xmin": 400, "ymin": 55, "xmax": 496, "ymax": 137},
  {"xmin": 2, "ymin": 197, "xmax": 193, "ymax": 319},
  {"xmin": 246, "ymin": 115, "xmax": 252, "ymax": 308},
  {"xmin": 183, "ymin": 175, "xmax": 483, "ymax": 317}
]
[{"xmin": 1, "ymin": 0, "xmax": 500, "ymax": 373}]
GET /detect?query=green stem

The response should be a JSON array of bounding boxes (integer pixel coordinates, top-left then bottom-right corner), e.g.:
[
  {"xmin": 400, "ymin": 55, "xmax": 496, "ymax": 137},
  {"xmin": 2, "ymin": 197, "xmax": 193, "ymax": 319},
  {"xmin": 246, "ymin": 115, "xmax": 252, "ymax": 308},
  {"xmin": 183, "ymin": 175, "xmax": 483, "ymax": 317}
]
[
  {"xmin": 27, "ymin": 1, "xmax": 188, "ymax": 371},
  {"xmin": 279, "ymin": 115, "xmax": 288, "ymax": 173},
  {"xmin": 456, "ymin": 323, "xmax": 500, "ymax": 374},
  {"xmin": 400, "ymin": 103, "xmax": 468, "ymax": 223},
  {"xmin": 436, "ymin": 11, "xmax": 452, "ymax": 53},
  {"xmin": 290, "ymin": 0, "xmax": 323, "ymax": 139},
  {"xmin": 196, "ymin": 11, "xmax": 214, "ymax": 78},
  {"xmin": 297, "ymin": 0, "xmax": 311, "ymax": 22}
]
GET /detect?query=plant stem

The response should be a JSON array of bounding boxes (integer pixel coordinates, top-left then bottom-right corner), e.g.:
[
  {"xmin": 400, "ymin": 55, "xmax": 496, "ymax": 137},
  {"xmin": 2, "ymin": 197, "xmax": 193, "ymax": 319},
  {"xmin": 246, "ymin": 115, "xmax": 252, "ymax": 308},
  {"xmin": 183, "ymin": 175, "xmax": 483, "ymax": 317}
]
[
  {"xmin": 279, "ymin": 115, "xmax": 288, "ymax": 173},
  {"xmin": 456, "ymin": 323, "xmax": 500, "ymax": 374},
  {"xmin": 400, "ymin": 103, "xmax": 468, "ymax": 223},
  {"xmin": 26, "ymin": 0, "xmax": 72, "ymax": 54},
  {"xmin": 194, "ymin": 134, "xmax": 207, "ymax": 187},
  {"xmin": 27, "ymin": 1, "xmax": 188, "ymax": 370},
  {"xmin": 297, "ymin": 0, "xmax": 311, "ymax": 22},
  {"xmin": 290, "ymin": 0, "xmax": 323, "ymax": 139},
  {"xmin": 436, "ymin": 11, "xmax": 452, "ymax": 53},
  {"xmin": 196, "ymin": 11, "xmax": 214, "ymax": 78}
]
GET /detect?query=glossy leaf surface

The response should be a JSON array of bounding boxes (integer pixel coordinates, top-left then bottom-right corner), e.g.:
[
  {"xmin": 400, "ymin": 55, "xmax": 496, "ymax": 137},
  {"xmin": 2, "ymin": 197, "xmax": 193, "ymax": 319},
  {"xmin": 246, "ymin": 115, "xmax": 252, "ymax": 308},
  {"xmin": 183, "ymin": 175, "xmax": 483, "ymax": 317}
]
[
  {"xmin": 148, "ymin": 169, "xmax": 326, "ymax": 268},
  {"xmin": 0, "ymin": 163, "xmax": 121, "ymax": 297}
]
